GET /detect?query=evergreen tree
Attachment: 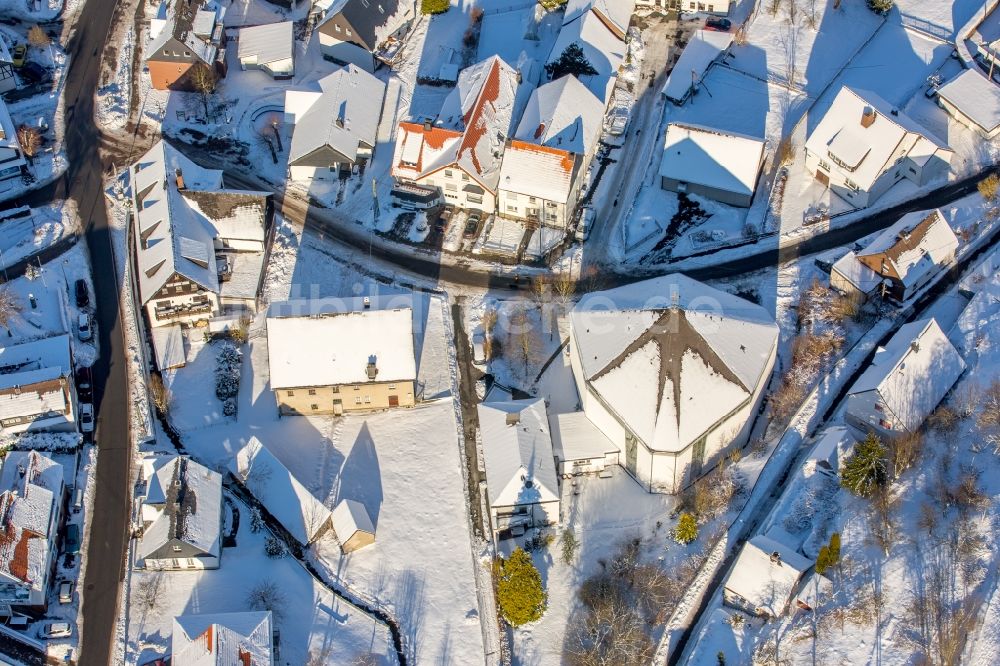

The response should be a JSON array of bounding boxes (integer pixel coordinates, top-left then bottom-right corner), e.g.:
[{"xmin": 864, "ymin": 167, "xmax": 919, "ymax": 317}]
[
  {"xmin": 674, "ymin": 513, "xmax": 698, "ymax": 545},
  {"xmin": 717, "ymin": 651, "xmax": 727, "ymax": 666},
  {"xmin": 828, "ymin": 532, "xmax": 841, "ymax": 565},
  {"xmin": 841, "ymin": 432, "xmax": 888, "ymax": 498},
  {"xmin": 497, "ymin": 548, "xmax": 547, "ymax": 626},
  {"xmin": 545, "ymin": 43, "xmax": 598, "ymax": 80},
  {"xmin": 815, "ymin": 545, "xmax": 830, "ymax": 575},
  {"xmin": 867, "ymin": 0, "xmax": 893, "ymax": 15}
]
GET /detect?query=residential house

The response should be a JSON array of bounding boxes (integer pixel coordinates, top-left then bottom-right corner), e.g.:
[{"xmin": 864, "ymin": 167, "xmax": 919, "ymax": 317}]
[
  {"xmin": 659, "ymin": 122, "xmax": 766, "ymax": 207},
  {"xmin": 135, "ymin": 455, "xmax": 223, "ymax": 571},
  {"xmin": 845, "ymin": 318, "xmax": 965, "ymax": 440},
  {"xmin": 171, "ymin": 611, "xmax": 273, "ymax": 666},
  {"xmin": 0, "ymin": 451, "xmax": 64, "ymax": 609},
  {"xmin": 0, "ymin": 335, "xmax": 77, "ymax": 436},
  {"xmin": 0, "ymin": 96, "xmax": 27, "ymax": 183},
  {"xmin": 237, "ymin": 21, "xmax": 294, "ymax": 79},
  {"xmin": 549, "ymin": 410, "xmax": 620, "ymax": 477},
  {"xmin": 936, "ymin": 68, "xmax": 1000, "ymax": 139},
  {"xmin": 478, "ymin": 398, "xmax": 560, "ymax": 541},
  {"xmin": 562, "ymin": 0, "xmax": 635, "ymax": 41},
  {"xmin": 229, "ymin": 437, "xmax": 333, "ymax": 545},
  {"xmin": 723, "ymin": 534, "xmax": 815, "ymax": 618},
  {"xmin": 313, "ymin": 0, "xmax": 415, "ymax": 72},
  {"xmin": 660, "ymin": 30, "xmax": 733, "ymax": 105},
  {"xmin": 546, "ymin": 7, "xmax": 627, "ymax": 103},
  {"xmin": 569, "ymin": 274, "xmax": 779, "ymax": 494},
  {"xmin": 498, "ymin": 75, "xmax": 605, "ymax": 229},
  {"xmin": 0, "ymin": 41, "xmax": 15, "ymax": 94},
  {"xmin": 803, "ymin": 426, "xmax": 855, "ymax": 479},
  {"xmin": 284, "ymin": 64, "xmax": 386, "ymax": 182},
  {"xmin": 392, "ymin": 56, "xmax": 520, "ymax": 213},
  {"xmin": 266, "ymin": 297, "xmax": 416, "ymax": 416},
  {"xmin": 804, "ymin": 86, "xmax": 953, "ymax": 208},
  {"xmin": 145, "ymin": 0, "xmax": 227, "ymax": 91},
  {"xmin": 331, "ymin": 499, "xmax": 375, "ymax": 553},
  {"xmin": 131, "ymin": 140, "xmax": 273, "ymax": 327},
  {"xmin": 679, "ymin": 0, "xmax": 731, "ymax": 14},
  {"xmin": 830, "ymin": 209, "xmax": 958, "ymax": 302}
]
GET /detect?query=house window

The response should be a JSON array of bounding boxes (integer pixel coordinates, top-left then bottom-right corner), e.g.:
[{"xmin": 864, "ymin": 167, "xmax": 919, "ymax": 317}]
[
  {"xmin": 308, "ymin": 389, "xmax": 317, "ymax": 396},
  {"xmin": 353, "ymin": 386, "xmax": 360, "ymax": 391},
  {"xmin": 529, "ymin": 196, "xmax": 537, "ymax": 203},
  {"xmin": 172, "ymin": 545, "xmax": 182, "ymax": 552},
  {"xmin": 908, "ymin": 166, "xmax": 917, "ymax": 175},
  {"xmin": 184, "ymin": 51, "xmax": 191, "ymax": 57},
  {"xmin": 355, "ymin": 396, "xmax": 362, "ymax": 404},
  {"xmin": 389, "ymin": 384, "xmax": 396, "ymax": 390},
  {"xmin": 506, "ymin": 205, "xmax": 517, "ymax": 212},
  {"xmin": 445, "ymin": 169, "xmax": 453, "ymax": 178},
  {"xmin": 187, "ymin": 558, "xmax": 196, "ymax": 567},
  {"xmin": 818, "ymin": 159, "xmax": 830, "ymax": 171},
  {"xmin": 332, "ymin": 386, "xmax": 339, "ymax": 394},
  {"xmin": 346, "ymin": 29, "xmax": 352, "ymax": 36},
  {"xmin": 509, "ymin": 192, "xmax": 517, "ymax": 200},
  {"xmin": 335, "ymin": 24, "xmax": 342, "ymax": 32},
  {"xmin": 445, "ymin": 183, "xmax": 457, "ymax": 192},
  {"xmin": 874, "ymin": 403, "xmax": 884, "ymax": 413},
  {"xmin": 462, "ymin": 173, "xmax": 469, "ymax": 181},
  {"xmin": 311, "ymin": 404, "xmax": 319, "ymax": 410},
  {"xmin": 467, "ymin": 194, "xmax": 483, "ymax": 204},
  {"xmin": 879, "ymin": 419, "xmax": 893, "ymax": 429},
  {"xmin": 286, "ymin": 390, "xmax": 295, "ymax": 397},
  {"xmin": 174, "ymin": 285, "xmax": 184, "ymax": 293},
  {"xmin": 364, "ymin": 395, "xmax": 371, "ymax": 404}
]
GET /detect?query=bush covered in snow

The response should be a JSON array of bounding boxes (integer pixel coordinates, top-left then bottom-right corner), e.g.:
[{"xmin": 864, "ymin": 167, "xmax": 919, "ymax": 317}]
[
  {"xmin": 215, "ymin": 342, "xmax": 242, "ymax": 400},
  {"xmin": 223, "ymin": 397, "xmax": 237, "ymax": 417},
  {"xmin": 264, "ymin": 536, "xmax": 286, "ymax": 559}
]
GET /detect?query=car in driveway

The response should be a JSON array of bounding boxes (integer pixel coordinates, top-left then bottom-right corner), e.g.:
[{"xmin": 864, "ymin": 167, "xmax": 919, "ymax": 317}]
[
  {"xmin": 19, "ymin": 62, "xmax": 50, "ymax": 84},
  {"xmin": 75, "ymin": 366, "xmax": 92, "ymax": 402},
  {"xmin": 11, "ymin": 44, "xmax": 26, "ymax": 67},
  {"xmin": 77, "ymin": 313, "xmax": 92, "ymax": 341},
  {"xmin": 75, "ymin": 279, "xmax": 89, "ymax": 309},
  {"xmin": 463, "ymin": 212, "xmax": 482, "ymax": 238},
  {"xmin": 78, "ymin": 402, "xmax": 94, "ymax": 434},
  {"xmin": 63, "ymin": 524, "xmax": 80, "ymax": 555},
  {"xmin": 58, "ymin": 580, "xmax": 73, "ymax": 604},
  {"xmin": 471, "ymin": 332, "xmax": 487, "ymax": 365},
  {"xmin": 38, "ymin": 622, "xmax": 72, "ymax": 639},
  {"xmin": 436, "ymin": 205, "xmax": 455, "ymax": 231},
  {"xmin": 704, "ymin": 17, "xmax": 732, "ymax": 31}
]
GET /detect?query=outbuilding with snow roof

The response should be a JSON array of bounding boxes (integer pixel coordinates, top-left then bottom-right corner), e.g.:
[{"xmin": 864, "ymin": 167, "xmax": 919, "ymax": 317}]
[
  {"xmin": 659, "ymin": 123, "xmax": 766, "ymax": 207},
  {"xmin": 332, "ymin": 498, "xmax": 376, "ymax": 553},
  {"xmin": 936, "ymin": 68, "xmax": 1000, "ymax": 139},
  {"xmin": 723, "ymin": 534, "xmax": 817, "ymax": 618},
  {"xmin": 237, "ymin": 21, "xmax": 294, "ymax": 79}
]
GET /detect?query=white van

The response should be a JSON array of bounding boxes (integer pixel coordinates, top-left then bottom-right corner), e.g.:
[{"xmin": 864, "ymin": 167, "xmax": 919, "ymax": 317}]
[
  {"xmin": 471, "ymin": 332, "xmax": 486, "ymax": 365},
  {"xmin": 575, "ymin": 207, "xmax": 595, "ymax": 241}
]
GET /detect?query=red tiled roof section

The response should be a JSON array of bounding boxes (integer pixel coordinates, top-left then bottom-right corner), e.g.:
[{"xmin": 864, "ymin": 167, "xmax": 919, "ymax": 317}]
[
  {"xmin": 198, "ymin": 624, "xmax": 214, "ymax": 654},
  {"xmin": 396, "ymin": 122, "xmax": 461, "ymax": 173},
  {"xmin": 9, "ymin": 531, "xmax": 32, "ymax": 583},
  {"xmin": 509, "ymin": 140, "xmax": 575, "ymax": 174},
  {"xmin": 457, "ymin": 58, "xmax": 503, "ymax": 176},
  {"xmin": 238, "ymin": 647, "xmax": 252, "ymax": 666}
]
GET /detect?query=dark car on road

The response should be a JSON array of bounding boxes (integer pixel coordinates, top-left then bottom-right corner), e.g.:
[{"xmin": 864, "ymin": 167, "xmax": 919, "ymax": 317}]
[
  {"xmin": 463, "ymin": 212, "xmax": 482, "ymax": 238},
  {"xmin": 19, "ymin": 62, "xmax": 50, "ymax": 85},
  {"xmin": 704, "ymin": 17, "xmax": 732, "ymax": 31},
  {"xmin": 75, "ymin": 279, "xmax": 89, "ymax": 309},
  {"xmin": 63, "ymin": 524, "xmax": 80, "ymax": 555},
  {"xmin": 75, "ymin": 366, "xmax": 92, "ymax": 402}
]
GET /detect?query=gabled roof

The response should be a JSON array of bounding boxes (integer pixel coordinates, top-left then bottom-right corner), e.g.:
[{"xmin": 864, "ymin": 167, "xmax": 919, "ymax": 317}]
[
  {"xmin": 513, "ymin": 74, "xmax": 605, "ymax": 156},
  {"xmin": 855, "ymin": 209, "xmax": 958, "ymax": 289},
  {"xmin": 181, "ymin": 189, "xmax": 270, "ymax": 243},
  {"xmin": 229, "ymin": 437, "xmax": 332, "ymax": 544},
  {"xmin": 571, "ymin": 274, "xmax": 778, "ymax": 453},
  {"xmin": 849, "ymin": 318, "xmax": 965, "ymax": 432},
  {"xmin": 725, "ymin": 534, "xmax": 812, "ymax": 615},
  {"xmin": 237, "ymin": 21, "xmax": 293, "ymax": 65},
  {"xmin": 136, "ymin": 456, "xmax": 222, "ymax": 562},
  {"xmin": 147, "ymin": 0, "xmax": 222, "ymax": 65},
  {"xmin": 317, "ymin": 0, "xmax": 409, "ymax": 51},
  {"xmin": 661, "ymin": 30, "xmax": 732, "ymax": 104},
  {"xmin": 936, "ymin": 68, "xmax": 1000, "ymax": 134},
  {"xmin": 172, "ymin": 611, "xmax": 273, "ymax": 666},
  {"xmin": 549, "ymin": 410, "xmax": 618, "ymax": 463},
  {"xmin": 546, "ymin": 10, "xmax": 625, "ymax": 103},
  {"xmin": 831, "ymin": 250, "xmax": 881, "ymax": 295},
  {"xmin": 0, "ymin": 335, "xmax": 73, "ymax": 424},
  {"xmin": 478, "ymin": 398, "xmax": 559, "ymax": 507},
  {"xmin": 562, "ymin": 0, "xmax": 635, "ymax": 40},
  {"xmin": 499, "ymin": 141, "xmax": 577, "ymax": 202},
  {"xmin": 286, "ymin": 64, "xmax": 387, "ymax": 166},
  {"xmin": 0, "ymin": 451, "xmax": 62, "ymax": 592},
  {"xmin": 659, "ymin": 122, "xmax": 765, "ymax": 197},
  {"xmin": 805, "ymin": 86, "xmax": 952, "ymax": 190},
  {"xmin": 331, "ymin": 498, "xmax": 375, "ymax": 540}
]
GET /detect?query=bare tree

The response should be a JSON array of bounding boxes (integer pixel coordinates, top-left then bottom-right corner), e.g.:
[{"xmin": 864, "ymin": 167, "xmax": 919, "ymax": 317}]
[
  {"xmin": 149, "ymin": 374, "xmax": 172, "ymax": 414},
  {"xmin": 188, "ymin": 63, "xmax": 218, "ymax": 118},
  {"xmin": 482, "ymin": 307, "xmax": 499, "ymax": 360},
  {"xmin": 0, "ymin": 287, "xmax": 22, "ymax": 331},
  {"xmin": 27, "ymin": 24, "xmax": 52, "ymax": 63},
  {"xmin": 265, "ymin": 113, "xmax": 284, "ymax": 152},
  {"xmin": 16, "ymin": 125, "xmax": 42, "ymax": 165},
  {"xmin": 247, "ymin": 579, "xmax": 286, "ymax": 621},
  {"xmin": 868, "ymin": 486, "xmax": 898, "ymax": 557},
  {"xmin": 256, "ymin": 125, "xmax": 278, "ymax": 164}
]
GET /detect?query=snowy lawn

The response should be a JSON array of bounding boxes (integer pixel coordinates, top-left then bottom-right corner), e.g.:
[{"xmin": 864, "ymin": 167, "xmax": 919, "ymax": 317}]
[{"xmin": 0, "ymin": 203, "xmax": 78, "ymax": 272}]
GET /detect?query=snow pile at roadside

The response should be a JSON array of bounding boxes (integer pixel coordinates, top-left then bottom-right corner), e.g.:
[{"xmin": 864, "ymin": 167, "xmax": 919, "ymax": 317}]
[{"xmin": 97, "ymin": 27, "xmax": 134, "ymax": 131}]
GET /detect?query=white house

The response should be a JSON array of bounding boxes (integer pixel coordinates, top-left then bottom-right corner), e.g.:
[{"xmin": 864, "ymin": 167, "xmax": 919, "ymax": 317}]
[
  {"xmin": 284, "ymin": 64, "xmax": 386, "ymax": 182},
  {"xmin": 659, "ymin": 123, "xmax": 766, "ymax": 207},
  {"xmin": 0, "ymin": 451, "xmax": 64, "ymax": 609},
  {"xmin": 237, "ymin": 21, "xmax": 294, "ymax": 79},
  {"xmin": 660, "ymin": 30, "xmax": 733, "ymax": 105},
  {"xmin": 830, "ymin": 209, "xmax": 958, "ymax": 302},
  {"xmin": 478, "ymin": 398, "xmax": 560, "ymax": 541},
  {"xmin": 331, "ymin": 498, "xmax": 376, "ymax": 553},
  {"xmin": 131, "ymin": 140, "xmax": 272, "ymax": 327},
  {"xmin": 723, "ymin": 534, "xmax": 815, "ymax": 618},
  {"xmin": 229, "ymin": 437, "xmax": 333, "ymax": 544},
  {"xmin": 569, "ymin": 274, "xmax": 779, "ymax": 494},
  {"xmin": 135, "ymin": 456, "xmax": 223, "ymax": 571},
  {"xmin": 804, "ymin": 426, "xmax": 855, "ymax": 479},
  {"xmin": 546, "ymin": 7, "xmax": 626, "ymax": 103},
  {"xmin": 804, "ymin": 86, "xmax": 953, "ymax": 208},
  {"xmin": 936, "ymin": 68, "xmax": 1000, "ymax": 139},
  {"xmin": 846, "ymin": 318, "xmax": 965, "ymax": 439},
  {"xmin": 549, "ymin": 410, "xmax": 620, "ymax": 477},
  {"xmin": 498, "ymin": 75, "xmax": 605, "ymax": 229},
  {"xmin": 562, "ymin": 0, "xmax": 635, "ymax": 41},
  {"xmin": 0, "ymin": 96, "xmax": 27, "ymax": 184},
  {"xmin": 0, "ymin": 335, "xmax": 77, "ymax": 435},
  {"xmin": 313, "ymin": 0, "xmax": 415, "ymax": 72},
  {"xmin": 392, "ymin": 56, "xmax": 520, "ymax": 213},
  {"xmin": 171, "ymin": 611, "xmax": 273, "ymax": 666}
]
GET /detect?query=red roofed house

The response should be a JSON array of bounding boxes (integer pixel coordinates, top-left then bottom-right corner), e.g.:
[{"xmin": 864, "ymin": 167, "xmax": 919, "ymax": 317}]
[{"xmin": 391, "ymin": 56, "xmax": 520, "ymax": 214}]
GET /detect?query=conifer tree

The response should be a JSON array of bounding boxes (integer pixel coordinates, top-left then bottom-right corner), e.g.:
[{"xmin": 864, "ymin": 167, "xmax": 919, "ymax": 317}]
[
  {"xmin": 841, "ymin": 432, "xmax": 888, "ymax": 498},
  {"xmin": 497, "ymin": 548, "xmax": 547, "ymax": 626}
]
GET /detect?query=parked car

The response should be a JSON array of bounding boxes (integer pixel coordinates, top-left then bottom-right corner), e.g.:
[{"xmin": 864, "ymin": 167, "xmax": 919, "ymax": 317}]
[
  {"xmin": 704, "ymin": 17, "xmax": 732, "ymax": 31},
  {"xmin": 6, "ymin": 614, "xmax": 29, "ymax": 630},
  {"xmin": 75, "ymin": 366, "xmax": 93, "ymax": 402},
  {"xmin": 58, "ymin": 580, "xmax": 73, "ymax": 604},
  {"xmin": 463, "ymin": 212, "xmax": 482, "ymax": 238},
  {"xmin": 37, "ymin": 622, "xmax": 71, "ymax": 639},
  {"xmin": 78, "ymin": 403, "xmax": 94, "ymax": 434},
  {"xmin": 77, "ymin": 313, "xmax": 92, "ymax": 341},
  {"xmin": 74, "ymin": 279, "xmax": 89, "ymax": 309},
  {"xmin": 435, "ymin": 205, "xmax": 455, "ymax": 231},
  {"xmin": 471, "ymin": 332, "xmax": 486, "ymax": 365},
  {"xmin": 575, "ymin": 206, "xmax": 595, "ymax": 241},
  {"xmin": 11, "ymin": 44, "xmax": 26, "ymax": 67},
  {"xmin": 63, "ymin": 524, "xmax": 80, "ymax": 555},
  {"xmin": 19, "ymin": 62, "xmax": 50, "ymax": 84}
]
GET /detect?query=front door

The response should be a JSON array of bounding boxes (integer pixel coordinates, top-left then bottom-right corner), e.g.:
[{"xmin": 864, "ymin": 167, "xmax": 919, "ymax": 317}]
[
  {"xmin": 388, "ymin": 395, "xmax": 399, "ymax": 407},
  {"xmin": 815, "ymin": 170, "xmax": 830, "ymax": 187},
  {"xmin": 333, "ymin": 399, "xmax": 343, "ymax": 415}
]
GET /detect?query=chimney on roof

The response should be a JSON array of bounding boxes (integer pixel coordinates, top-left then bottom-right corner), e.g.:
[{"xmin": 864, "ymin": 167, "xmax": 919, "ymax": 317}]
[
  {"xmin": 423, "ymin": 119, "xmax": 433, "ymax": 131},
  {"xmin": 770, "ymin": 551, "xmax": 782, "ymax": 565},
  {"xmin": 861, "ymin": 106, "xmax": 876, "ymax": 128},
  {"xmin": 516, "ymin": 70, "xmax": 522, "ymax": 84},
  {"xmin": 175, "ymin": 168, "xmax": 186, "ymax": 191},
  {"xmin": 363, "ymin": 296, "xmax": 371, "ymax": 309},
  {"xmin": 910, "ymin": 340, "xmax": 920, "ymax": 354},
  {"xmin": 506, "ymin": 411, "xmax": 521, "ymax": 426},
  {"xmin": 366, "ymin": 356, "xmax": 378, "ymax": 381}
]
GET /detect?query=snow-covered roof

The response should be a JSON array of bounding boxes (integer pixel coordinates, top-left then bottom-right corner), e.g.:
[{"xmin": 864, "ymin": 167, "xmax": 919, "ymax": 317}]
[
  {"xmin": 831, "ymin": 250, "xmax": 881, "ymax": 295},
  {"xmin": 805, "ymin": 426, "xmax": 854, "ymax": 477},
  {"xmin": 498, "ymin": 141, "xmax": 578, "ymax": 202},
  {"xmin": 659, "ymin": 123, "xmax": 765, "ymax": 197},
  {"xmin": 392, "ymin": 122, "xmax": 462, "ymax": 181},
  {"xmin": 805, "ymin": 87, "xmax": 952, "ymax": 190},
  {"xmin": 855, "ymin": 209, "xmax": 958, "ymax": 289},
  {"xmin": 130, "ymin": 140, "xmax": 270, "ymax": 305},
  {"xmin": 937, "ymin": 68, "xmax": 1000, "ymax": 134},
  {"xmin": 571, "ymin": 274, "xmax": 778, "ymax": 454},
  {"xmin": 0, "ymin": 451, "xmax": 62, "ymax": 594},
  {"xmin": 724, "ymin": 534, "xmax": 811, "ymax": 615},
  {"xmin": 549, "ymin": 410, "xmax": 618, "ymax": 462},
  {"xmin": 0, "ymin": 335, "xmax": 73, "ymax": 424},
  {"xmin": 286, "ymin": 64, "xmax": 387, "ymax": 166},
  {"xmin": 146, "ymin": 0, "xmax": 223, "ymax": 66},
  {"xmin": 513, "ymin": 74, "xmax": 605, "ymax": 156},
  {"xmin": 0, "ymin": 97, "xmax": 27, "ymax": 176},
  {"xmin": 661, "ymin": 30, "xmax": 732, "ymax": 104},
  {"xmin": 563, "ymin": 0, "xmax": 635, "ymax": 39},
  {"xmin": 849, "ymin": 318, "xmax": 965, "ymax": 432},
  {"xmin": 478, "ymin": 398, "xmax": 559, "ymax": 508},
  {"xmin": 172, "ymin": 610, "xmax": 273, "ymax": 666},
  {"xmin": 229, "ymin": 437, "xmax": 332, "ymax": 544},
  {"xmin": 152, "ymin": 324, "xmax": 186, "ymax": 370},
  {"xmin": 316, "ymin": 0, "xmax": 413, "ymax": 51},
  {"xmin": 237, "ymin": 21, "xmax": 293, "ymax": 65},
  {"xmin": 331, "ymin": 498, "xmax": 374, "ymax": 540},
  {"xmin": 266, "ymin": 302, "xmax": 415, "ymax": 389},
  {"xmin": 136, "ymin": 456, "xmax": 222, "ymax": 563},
  {"xmin": 546, "ymin": 11, "xmax": 626, "ymax": 103}
]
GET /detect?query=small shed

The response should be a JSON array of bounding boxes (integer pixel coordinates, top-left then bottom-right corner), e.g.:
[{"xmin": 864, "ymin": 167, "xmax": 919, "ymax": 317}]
[
  {"xmin": 237, "ymin": 21, "xmax": 295, "ymax": 79},
  {"xmin": 151, "ymin": 324, "xmax": 186, "ymax": 370},
  {"xmin": 804, "ymin": 426, "xmax": 855, "ymax": 479},
  {"xmin": 549, "ymin": 411, "xmax": 620, "ymax": 476},
  {"xmin": 332, "ymin": 499, "xmax": 375, "ymax": 553}
]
